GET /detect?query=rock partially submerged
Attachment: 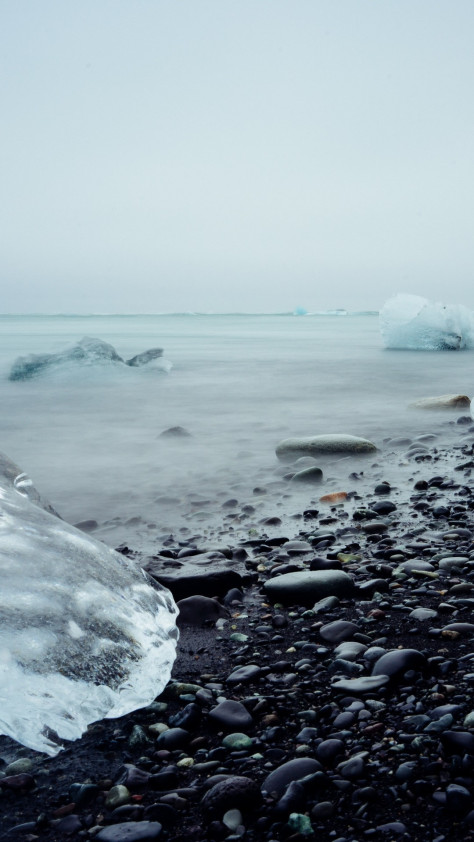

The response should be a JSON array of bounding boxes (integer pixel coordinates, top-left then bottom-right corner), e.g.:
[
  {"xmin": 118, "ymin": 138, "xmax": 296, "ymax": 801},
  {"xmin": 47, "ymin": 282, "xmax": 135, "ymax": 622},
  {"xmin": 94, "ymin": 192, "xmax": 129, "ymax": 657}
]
[
  {"xmin": 8, "ymin": 336, "xmax": 168, "ymax": 381},
  {"xmin": 0, "ymin": 452, "xmax": 178, "ymax": 755},
  {"xmin": 409, "ymin": 394, "xmax": 471, "ymax": 410},
  {"xmin": 276, "ymin": 434, "xmax": 377, "ymax": 462}
]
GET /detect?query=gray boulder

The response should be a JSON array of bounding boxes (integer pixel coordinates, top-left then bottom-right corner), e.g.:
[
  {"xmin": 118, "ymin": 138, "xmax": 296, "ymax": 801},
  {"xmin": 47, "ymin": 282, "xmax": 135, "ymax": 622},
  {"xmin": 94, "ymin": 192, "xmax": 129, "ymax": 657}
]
[{"xmin": 276, "ymin": 434, "xmax": 377, "ymax": 462}]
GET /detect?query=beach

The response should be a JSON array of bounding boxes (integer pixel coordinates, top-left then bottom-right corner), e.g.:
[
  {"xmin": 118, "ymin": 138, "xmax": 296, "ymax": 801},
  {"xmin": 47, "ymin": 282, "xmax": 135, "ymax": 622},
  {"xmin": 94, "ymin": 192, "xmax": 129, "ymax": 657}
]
[{"xmin": 2, "ymin": 411, "xmax": 474, "ymax": 841}]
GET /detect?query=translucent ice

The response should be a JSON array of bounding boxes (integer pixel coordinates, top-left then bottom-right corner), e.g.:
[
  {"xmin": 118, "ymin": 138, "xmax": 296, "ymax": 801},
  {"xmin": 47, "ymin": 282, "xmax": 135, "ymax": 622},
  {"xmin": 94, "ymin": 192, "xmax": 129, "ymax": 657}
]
[
  {"xmin": 0, "ymin": 452, "xmax": 178, "ymax": 755},
  {"xmin": 380, "ymin": 294, "xmax": 474, "ymax": 350},
  {"xmin": 9, "ymin": 336, "xmax": 170, "ymax": 380}
]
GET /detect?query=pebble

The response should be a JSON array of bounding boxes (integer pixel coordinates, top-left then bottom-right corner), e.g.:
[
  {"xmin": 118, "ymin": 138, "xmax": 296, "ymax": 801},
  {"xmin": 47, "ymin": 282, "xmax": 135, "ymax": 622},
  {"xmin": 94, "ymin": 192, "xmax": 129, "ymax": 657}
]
[{"xmin": 95, "ymin": 821, "xmax": 163, "ymax": 841}]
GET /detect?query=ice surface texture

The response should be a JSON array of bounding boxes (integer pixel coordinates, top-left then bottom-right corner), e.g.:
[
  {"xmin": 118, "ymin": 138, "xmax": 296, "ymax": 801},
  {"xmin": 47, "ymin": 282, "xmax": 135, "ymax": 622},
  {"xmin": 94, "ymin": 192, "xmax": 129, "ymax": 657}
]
[
  {"xmin": 380, "ymin": 294, "xmax": 474, "ymax": 350},
  {"xmin": 0, "ymin": 452, "xmax": 178, "ymax": 755},
  {"xmin": 9, "ymin": 336, "xmax": 170, "ymax": 380}
]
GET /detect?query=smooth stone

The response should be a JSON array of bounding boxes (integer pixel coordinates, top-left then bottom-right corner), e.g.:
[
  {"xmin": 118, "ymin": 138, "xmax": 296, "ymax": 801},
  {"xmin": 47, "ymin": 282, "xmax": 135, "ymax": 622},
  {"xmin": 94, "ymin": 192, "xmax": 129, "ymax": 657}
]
[
  {"xmin": 372, "ymin": 648, "xmax": 426, "ymax": 679},
  {"xmin": 313, "ymin": 596, "xmax": 340, "ymax": 614},
  {"xmin": 226, "ymin": 664, "xmax": 261, "ymax": 685},
  {"xmin": 222, "ymin": 733, "xmax": 253, "ymax": 750},
  {"xmin": 291, "ymin": 467, "xmax": 323, "ymax": 484},
  {"xmin": 96, "ymin": 821, "xmax": 163, "ymax": 841},
  {"xmin": 441, "ymin": 731, "xmax": 474, "ymax": 755},
  {"xmin": 409, "ymin": 607, "xmax": 438, "ymax": 621},
  {"xmin": 315, "ymin": 739, "xmax": 344, "ymax": 765},
  {"xmin": 105, "ymin": 785, "xmax": 131, "ymax": 809},
  {"xmin": 333, "ymin": 641, "xmax": 368, "ymax": 661},
  {"xmin": 332, "ymin": 675, "xmax": 390, "ymax": 694},
  {"xmin": 261, "ymin": 758, "xmax": 322, "ymax": 797},
  {"xmin": 276, "ymin": 434, "xmax": 377, "ymax": 461},
  {"xmin": 201, "ymin": 776, "xmax": 260, "ymax": 816},
  {"xmin": 319, "ymin": 620, "xmax": 360, "ymax": 644},
  {"xmin": 264, "ymin": 570, "xmax": 354, "ymax": 606},
  {"xmin": 223, "ymin": 808, "xmax": 244, "ymax": 831},
  {"xmin": 177, "ymin": 596, "xmax": 228, "ymax": 626},
  {"xmin": 209, "ymin": 700, "xmax": 254, "ymax": 731}
]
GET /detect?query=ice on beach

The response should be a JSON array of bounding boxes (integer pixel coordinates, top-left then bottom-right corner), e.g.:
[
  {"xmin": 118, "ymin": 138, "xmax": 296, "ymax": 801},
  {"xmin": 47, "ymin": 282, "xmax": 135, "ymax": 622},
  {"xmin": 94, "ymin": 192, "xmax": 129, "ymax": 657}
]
[
  {"xmin": 0, "ymin": 452, "xmax": 178, "ymax": 755},
  {"xmin": 380, "ymin": 294, "xmax": 474, "ymax": 350},
  {"xmin": 8, "ymin": 336, "xmax": 172, "ymax": 381}
]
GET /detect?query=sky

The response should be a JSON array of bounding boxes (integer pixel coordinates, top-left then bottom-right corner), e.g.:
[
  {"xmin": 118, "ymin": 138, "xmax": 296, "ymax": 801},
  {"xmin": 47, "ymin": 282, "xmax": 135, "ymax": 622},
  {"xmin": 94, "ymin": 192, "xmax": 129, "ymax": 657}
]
[{"xmin": 1, "ymin": 0, "xmax": 474, "ymax": 314}]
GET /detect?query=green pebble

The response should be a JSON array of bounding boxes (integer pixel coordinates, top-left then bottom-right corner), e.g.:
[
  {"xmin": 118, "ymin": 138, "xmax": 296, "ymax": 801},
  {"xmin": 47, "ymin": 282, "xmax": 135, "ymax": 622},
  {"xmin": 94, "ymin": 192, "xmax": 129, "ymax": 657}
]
[
  {"xmin": 128, "ymin": 724, "xmax": 151, "ymax": 748},
  {"xmin": 288, "ymin": 813, "xmax": 314, "ymax": 835},
  {"xmin": 145, "ymin": 701, "xmax": 168, "ymax": 714},
  {"xmin": 464, "ymin": 711, "xmax": 474, "ymax": 728},
  {"xmin": 222, "ymin": 733, "xmax": 253, "ymax": 750},
  {"xmin": 230, "ymin": 633, "xmax": 249, "ymax": 642},
  {"xmin": 4, "ymin": 758, "xmax": 34, "ymax": 776},
  {"xmin": 105, "ymin": 785, "xmax": 130, "ymax": 809}
]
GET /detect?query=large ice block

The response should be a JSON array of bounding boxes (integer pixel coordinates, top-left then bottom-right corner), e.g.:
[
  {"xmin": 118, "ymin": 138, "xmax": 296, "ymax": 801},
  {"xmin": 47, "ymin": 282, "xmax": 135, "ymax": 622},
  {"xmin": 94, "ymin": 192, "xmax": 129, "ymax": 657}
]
[{"xmin": 0, "ymin": 452, "xmax": 178, "ymax": 755}]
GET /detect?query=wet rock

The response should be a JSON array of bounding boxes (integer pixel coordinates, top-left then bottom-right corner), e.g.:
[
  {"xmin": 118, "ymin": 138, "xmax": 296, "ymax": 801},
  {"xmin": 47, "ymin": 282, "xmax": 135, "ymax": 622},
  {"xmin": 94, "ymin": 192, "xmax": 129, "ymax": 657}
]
[
  {"xmin": 201, "ymin": 776, "xmax": 261, "ymax": 816},
  {"xmin": 291, "ymin": 467, "xmax": 324, "ymax": 484},
  {"xmin": 96, "ymin": 821, "xmax": 163, "ymax": 841},
  {"xmin": 372, "ymin": 648, "xmax": 426, "ymax": 679},
  {"xmin": 263, "ymin": 570, "xmax": 354, "ymax": 606},
  {"xmin": 261, "ymin": 758, "xmax": 322, "ymax": 797},
  {"xmin": 177, "ymin": 596, "xmax": 229, "ymax": 626},
  {"xmin": 332, "ymin": 675, "xmax": 390, "ymax": 694},
  {"xmin": 319, "ymin": 620, "xmax": 360, "ymax": 644},
  {"xmin": 276, "ymin": 434, "xmax": 377, "ymax": 461},
  {"xmin": 209, "ymin": 700, "xmax": 254, "ymax": 731},
  {"xmin": 159, "ymin": 426, "xmax": 191, "ymax": 437},
  {"xmin": 226, "ymin": 664, "xmax": 262, "ymax": 685}
]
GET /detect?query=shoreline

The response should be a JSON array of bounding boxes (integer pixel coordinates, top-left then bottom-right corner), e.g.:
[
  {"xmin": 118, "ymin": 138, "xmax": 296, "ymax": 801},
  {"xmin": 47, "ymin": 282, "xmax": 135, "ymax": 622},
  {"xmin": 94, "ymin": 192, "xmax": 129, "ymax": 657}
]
[{"xmin": 2, "ymin": 418, "xmax": 474, "ymax": 840}]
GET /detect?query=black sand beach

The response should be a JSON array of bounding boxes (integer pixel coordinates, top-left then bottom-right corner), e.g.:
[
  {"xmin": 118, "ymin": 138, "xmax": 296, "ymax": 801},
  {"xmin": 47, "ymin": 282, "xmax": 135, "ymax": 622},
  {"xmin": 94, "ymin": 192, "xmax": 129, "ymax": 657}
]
[{"xmin": 3, "ymin": 418, "xmax": 474, "ymax": 841}]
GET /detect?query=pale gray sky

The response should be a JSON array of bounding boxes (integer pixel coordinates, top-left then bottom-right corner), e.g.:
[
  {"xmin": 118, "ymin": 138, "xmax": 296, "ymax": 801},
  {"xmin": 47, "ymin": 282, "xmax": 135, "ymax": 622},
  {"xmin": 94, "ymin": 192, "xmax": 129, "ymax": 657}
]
[{"xmin": 1, "ymin": 1, "xmax": 474, "ymax": 313}]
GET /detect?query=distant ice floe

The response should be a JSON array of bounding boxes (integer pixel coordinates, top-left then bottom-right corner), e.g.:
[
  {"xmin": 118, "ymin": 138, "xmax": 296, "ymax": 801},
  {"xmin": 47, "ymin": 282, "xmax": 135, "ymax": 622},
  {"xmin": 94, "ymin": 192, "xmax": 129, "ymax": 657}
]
[
  {"xmin": 0, "ymin": 451, "xmax": 178, "ymax": 755},
  {"xmin": 8, "ymin": 336, "xmax": 172, "ymax": 381},
  {"xmin": 380, "ymin": 294, "xmax": 474, "ymax": 350}
]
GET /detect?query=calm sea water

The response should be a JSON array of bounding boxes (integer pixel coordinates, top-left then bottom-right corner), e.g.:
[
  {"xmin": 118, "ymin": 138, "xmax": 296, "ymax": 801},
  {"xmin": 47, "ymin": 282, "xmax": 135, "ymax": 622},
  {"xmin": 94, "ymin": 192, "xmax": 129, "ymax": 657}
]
[{"xmin": 1, "ymin": 314, "xmax": 472, "ymax": 550}]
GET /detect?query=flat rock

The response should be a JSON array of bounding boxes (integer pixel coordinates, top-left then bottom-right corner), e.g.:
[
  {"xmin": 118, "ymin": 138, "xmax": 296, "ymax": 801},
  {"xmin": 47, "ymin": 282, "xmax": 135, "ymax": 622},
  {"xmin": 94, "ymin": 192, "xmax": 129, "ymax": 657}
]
[
  {"xmin": 276, "ymin": 434, "xmax": 377, "ymax": 462},
  {"xmin": 264, "ymin": 570, "xmax": 355, "ymax": 606},
  {"xmin": 331, "ymin": 675, "xmax": 390, "ymax": 694},
  {"xmin": 96, "ymin": 821, "xmax": 163, "ymax": 841},
  {"xmin": 144, "ymin": 552, "xmax": 245, "ymax": 599}
]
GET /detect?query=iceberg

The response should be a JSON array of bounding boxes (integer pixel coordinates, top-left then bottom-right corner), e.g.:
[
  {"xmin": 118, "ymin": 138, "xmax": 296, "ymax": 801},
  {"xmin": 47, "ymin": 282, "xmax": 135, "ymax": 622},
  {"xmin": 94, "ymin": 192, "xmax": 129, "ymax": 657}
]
[
  {"xmin": 380, "ymin": 294, "xmax": 474, "ymax": 350},
  {"xmin": 0, "ymin": 452, "xmax": 178, "ymax": 755},
  {"xmin": 8, "ymin": 336, "xmax": 170, "ymax": 381}
]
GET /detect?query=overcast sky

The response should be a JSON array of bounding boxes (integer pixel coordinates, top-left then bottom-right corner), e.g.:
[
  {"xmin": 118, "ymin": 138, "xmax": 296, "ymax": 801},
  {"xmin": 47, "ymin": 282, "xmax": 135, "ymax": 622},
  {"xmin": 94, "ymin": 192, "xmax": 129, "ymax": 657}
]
[{"xmin": 1, "ymin": 1, "xmax": 474, "ymax": 313}]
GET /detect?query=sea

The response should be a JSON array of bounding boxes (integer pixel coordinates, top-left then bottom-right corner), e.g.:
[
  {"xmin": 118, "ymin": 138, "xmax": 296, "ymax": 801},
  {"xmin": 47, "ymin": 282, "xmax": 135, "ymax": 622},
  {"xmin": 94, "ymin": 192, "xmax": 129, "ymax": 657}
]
[{"xmin": 1, "ymin": 312, "xmax": 473, "ymax": 553}]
